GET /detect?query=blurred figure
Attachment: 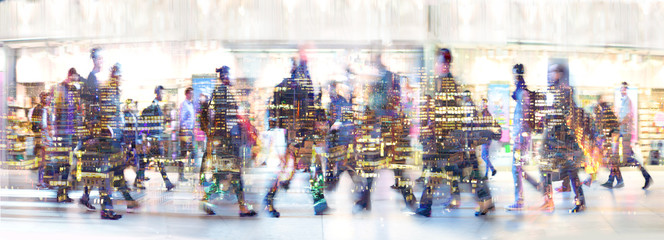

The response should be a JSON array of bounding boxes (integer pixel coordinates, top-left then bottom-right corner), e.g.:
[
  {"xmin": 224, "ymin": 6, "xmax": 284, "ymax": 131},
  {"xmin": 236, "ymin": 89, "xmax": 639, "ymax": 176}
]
[
  {"xmin": 199, "ymin": 66, "xmax": 257, "ymax": 217},
  {"xmin": 324, "ymin": 81, "xmax": 356, "ymax": 190},
  {"xmin": 505, "ymin": 64, "xmax": 539, "ymax": 211},
  {"xmin": 81, "ymin": 48, "xmax": 103, "ymax": 139},
  {"xmin": 264, "ymin": 53, "xmax": 330, "ymax": 217},
  {"xmin": 29, "ymin": 92, "xmax": 52, "ymax": 189},
  {"xmin": 600, "ymin": 82, "xmax": 653, "ymax": 189},
  {"xmin": 353, "ymin": 52, "xmax": 416, "ymax": 213},
  {"xmin": 47, "ymin": 68, "xmax": 87, "ymax": 203},
  {"xmin": 479, "ymin": 98, "xmax": 497, "ymax": 178},
  {"xmin": 535, "ymin": 63, "xmax": 585, "ymax": 213},
  {"xmin": 416, "ymin": 48, "xmax": 496, "ymax": 217},
  {"xmin": 178, "ymin": 87, "xmax": 195, "ymax": 182},
  {"xmin": 138, "ymin": 85, "xmax": 176, "ymax": 191},
  {"xmin": 78, "ymin": 63, "xmax": 126, "ymax": 220}
]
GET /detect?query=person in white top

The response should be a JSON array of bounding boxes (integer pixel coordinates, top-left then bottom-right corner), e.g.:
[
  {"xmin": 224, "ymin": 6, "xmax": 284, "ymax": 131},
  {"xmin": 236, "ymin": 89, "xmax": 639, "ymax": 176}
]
[
  {"xmin": 178, "ymin": 87, "xmax": 195, "ymax": 182},
  {"xmin": 600, "ymin": 82, "xmax": 653, "ymax": 190}
]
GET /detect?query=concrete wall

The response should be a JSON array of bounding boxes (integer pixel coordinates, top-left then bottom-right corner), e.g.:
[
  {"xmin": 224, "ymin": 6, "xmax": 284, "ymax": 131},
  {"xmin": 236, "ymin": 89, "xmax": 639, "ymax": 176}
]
[{"xmin": 1, "ymin": 0, "xmax": 663, "ymax": 49}]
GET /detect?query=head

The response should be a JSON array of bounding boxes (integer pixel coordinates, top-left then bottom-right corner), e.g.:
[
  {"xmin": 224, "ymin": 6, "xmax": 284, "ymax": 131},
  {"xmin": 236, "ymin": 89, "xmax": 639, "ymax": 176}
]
[
  {"xmin": 374, "ymin": 52, "xmax": 386, "ymax": 70},
  {"xmin": 436, "ymin": 48, "xmax": 452, "ymax": 75},
  {"xmin": 462, "ymin": 90, "xmax": 472, "ymax": 103},
  {"xmin": 199, "ymin": 93, "xmax": 209, "ymax": 105},
  {"xmin": 185, "ymin": 87, "xmax": 193, "ymax": 101},
  {"xmin": 512, "ymin": 63, "xmax": 525, "ymax": 86},
  {"xmin": 155, "ymin": 85, "xmax": 165, "ymax": 101},
  {"xmin": 110, "ymin": 63, "xmax": 122, "ymax": 79},
  {"xmin": 329, "ymin": 82, "xmax": 338, "ymax": 98},
  {"xmin": 620, "ymin": 82, "xmax": 628, "ymax": 97},
  {"xmin": 39, "ymin": 92, "xmax": 51, "ymax": 105},
  {"xmin": 216, "ymin": 66, "xmax": 231, "ymax": 85},
  {"xmin": 90, "ymin": 48, "xmax": 103, "ymax": 70},
  {"xmin": 67, "ymin": 68, "xmax": 79, "ymax": 83},
  {"xmin": 547, "ymin": 64, "xmax": 565, "ymax": 87}
]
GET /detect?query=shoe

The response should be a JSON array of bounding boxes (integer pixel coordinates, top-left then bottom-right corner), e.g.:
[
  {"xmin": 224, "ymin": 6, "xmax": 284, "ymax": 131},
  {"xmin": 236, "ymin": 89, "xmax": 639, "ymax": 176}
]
[
  {"xmin": 58, "ymin": 196, "xmax": 73, "ymax": 203},
  {"xmin": 126, "ymin": 201, "xmax": 140, "ymax": 213},
  {"xmin": 267, "ymin": 209, "xmax": 280, "ymax": 218},
  {"xmin": 505, "ymin": 202, "xmax": 524, "ymax": 211},
  {"xmin": 583, "ymin": 178, "xmax": 592, "ymax": 187},
  {"xmin": 144, "ymin": 176, "xmax": 151, "ymax": 181},
  {"xmin": 390, "ymin": 184, "xmax": 400, "ymax": 190},
  {"xmin": 491, "ymin": 169, "xmax": 497, "ymax": 177},
  {"xmin": 475, "ymin": 204, "xmax": 495, "ymax": 216},
  {"xmin": 538, "ymin": 201, "xmax": 554, "ymax": 212},
  {"xmin": 100, "ymin": 210, "xmax": 122, "ymax": 220},
  {"xmin": 614, "ymin": 181, "xmax": 625, "ymax": 188},
  {"xmin": 179, "ymin": 176, "xmax": 188, "ymax": 182},
  {"xmin": 352, "ymin": 201, "xmax": 371, "ymax": 214},
  {"xmin": 415, "ymin": 207, "xmax": 431, "ymax": 217},
  {"xmin": 278, "ymin": 180, "xmax": 290, "ymax": 190},
  {"xmin": 201, "ymin": 202, "xmax": 216, "ymax": 215},
  {"xmin": 166, "ymin": 183, "xmax": 175, "ymax": 191},
  {"xmin": 415, "ymin": 177, "xmax": 425, "ymax": 183},
  {"xmin": 79, "ymin": 198, "xmax": 96, "ymax": 211},
  {"xmin": 600, "ymin": 181, "xmax": 613, "ymax": 189},
  {"xmin": 314, "ymin": 199, "xmax": 329, "ymax": 215},
  {"xmin": 239, "ymin": 210, "xmax": 257, "ymax": 217},
  {"xmin": 569, "ymin": 205, "xmax": 586, "ymax": 213},
  {"xmin": 442, "ymin": 197, "xmax": 459, "ymax": 209},
  {"xmin": 643, "ymin": 175, "xmax": 653, "ymax": 190},
  {"xmin": 555, "ymin": 186, "xmax": 571, "ymax": 192},
  {"xmin": 133, "ymin": 182, "xmax": 146, "ymax": 190}
]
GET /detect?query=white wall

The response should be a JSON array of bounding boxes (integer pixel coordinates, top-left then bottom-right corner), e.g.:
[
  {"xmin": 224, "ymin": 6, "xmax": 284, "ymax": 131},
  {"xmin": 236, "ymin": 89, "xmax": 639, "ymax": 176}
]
[{"xmin": 2, "ymin": 0, "xmax": 664, "ymax": 49}]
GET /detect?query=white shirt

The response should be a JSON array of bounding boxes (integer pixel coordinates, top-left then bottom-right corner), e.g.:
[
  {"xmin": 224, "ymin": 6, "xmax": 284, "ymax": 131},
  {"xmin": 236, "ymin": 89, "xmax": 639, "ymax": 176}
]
[{"xmin": 179, "ymin": 99, "xmax": 195, "ymax": 130}]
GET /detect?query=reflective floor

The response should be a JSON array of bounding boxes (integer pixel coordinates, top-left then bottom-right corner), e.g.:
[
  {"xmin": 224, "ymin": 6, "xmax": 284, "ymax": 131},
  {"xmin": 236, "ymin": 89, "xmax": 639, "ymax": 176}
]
[{"xmin": 1, "ymin": 166, "xmax": 664, "ymax": 240}]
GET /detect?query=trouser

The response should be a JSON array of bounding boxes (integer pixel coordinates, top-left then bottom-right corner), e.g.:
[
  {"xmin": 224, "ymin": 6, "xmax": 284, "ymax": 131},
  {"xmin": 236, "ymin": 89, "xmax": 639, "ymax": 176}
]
[
  {"xmin": 81, "ymin": 179, "xmax": 114, "ymax": 212},
  {"xmin": 45, "ymin": 162, "xmax": 71, "ymax": 202},
  {"xmin": 512, "ymin": 133, "xmax": 538, "ymax": 203},
  {"xmin": 202, "ymin": 171, "xmax": 249, "ymax": 207},
  {"xmin": 139, "ymin": 137, "xmax": 174, "ymax": 188},
  {"xmin": 481, "ymin": 143, "xmax": 494, "ymax": 177},
  {"xmin": 606, "ymin": 133, "xmax": 651, "ymax": 182},
  {"xmin": 541, "ymin": 163, "xmax": 585, "ymax": 207},
  {"xmin": 179, "ymin": 130, "xmax": 195, "ymax": 178},
  {"xmin": 265, "ymin": 147, "xmax": 327, "ymax": 213},
  {"xmin": 112, "ymin": 166, "xmax": 135, "ymax": 202},
  {"xmin": 390, "ymin": 168, "xmax": 417, "ymax": 208},
  {"xmin": 418, "ymin": 164, "xmax": 492, "ymax": 211}
]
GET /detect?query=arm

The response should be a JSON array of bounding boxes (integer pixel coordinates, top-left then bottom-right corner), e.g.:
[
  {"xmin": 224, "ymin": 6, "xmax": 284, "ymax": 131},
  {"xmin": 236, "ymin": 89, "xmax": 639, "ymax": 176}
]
[{"xmin": 178, "ymin": 102, "xmax": 186, "ymax": 131}]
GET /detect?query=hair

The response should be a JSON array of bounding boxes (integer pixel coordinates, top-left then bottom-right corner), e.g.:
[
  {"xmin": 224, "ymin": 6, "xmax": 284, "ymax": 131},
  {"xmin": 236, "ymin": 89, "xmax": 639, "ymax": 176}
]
[
  {"xmin": 155, "ymin": 85, "xmax": 165, "ymax": 95},
  {"xmin": 185, "ymin": 87, "xmax": 194, "ymax": 95},
  {"xmin": 621, "ymin": 81, "xmax": 628, "ymax": 87},
  {"xmin": 513, "ymin": 64, "xmax": 525, "ymax": 75},
  {"xmin": 90, "ymin": 47, "xmax": 102, "ymax": 59},
  {"xmin": 39, "ymin": 92, "xmax": 49, "ymax": 102},
  {"xmin": 438, "ymin": 48, "xmax": 452, "ymax": 63},
  {"xmin": 110, "ymin": 63, "xmax": 122, "ymax": 77},
  {"xmin": 68, "ymin": 68, "xmax": 78, "ymax": 77}
]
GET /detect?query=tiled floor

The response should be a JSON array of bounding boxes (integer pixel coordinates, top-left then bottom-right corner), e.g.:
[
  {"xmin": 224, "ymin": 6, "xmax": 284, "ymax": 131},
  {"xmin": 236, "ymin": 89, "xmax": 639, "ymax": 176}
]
[{"xmin": 1, "ymin": 167, "xmax": 663, "ymax": 240}]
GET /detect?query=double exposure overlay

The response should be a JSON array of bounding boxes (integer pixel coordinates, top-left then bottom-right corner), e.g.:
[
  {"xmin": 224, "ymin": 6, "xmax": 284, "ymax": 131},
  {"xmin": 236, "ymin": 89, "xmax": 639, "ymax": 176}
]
[{"xmin": 1, "ymin": 1, "xmax": 664, "ymax": 239}]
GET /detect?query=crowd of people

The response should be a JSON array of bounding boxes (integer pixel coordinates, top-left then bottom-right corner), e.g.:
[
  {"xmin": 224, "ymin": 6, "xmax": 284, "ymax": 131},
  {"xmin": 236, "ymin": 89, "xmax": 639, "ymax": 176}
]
[{"xmin": 26, "ymin": 47, "xmax": 653, "ymax": 220}]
